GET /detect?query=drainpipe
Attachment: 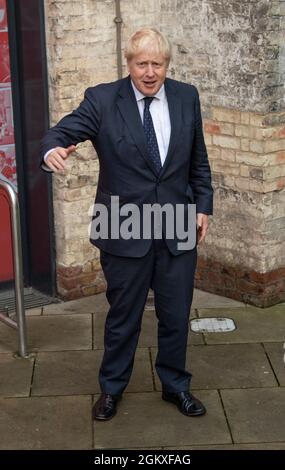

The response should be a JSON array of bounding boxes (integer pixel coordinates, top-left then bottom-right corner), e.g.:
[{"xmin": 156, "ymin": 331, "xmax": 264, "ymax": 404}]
[{"xmin": 114, "ymin": 0, "xmax": 123, "ymax": 79}]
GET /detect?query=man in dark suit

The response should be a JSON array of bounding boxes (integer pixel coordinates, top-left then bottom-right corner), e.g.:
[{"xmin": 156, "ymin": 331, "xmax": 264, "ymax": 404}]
[{"xmin": 40, "ymin": 28, "xmax": 213, "ymax": 421}]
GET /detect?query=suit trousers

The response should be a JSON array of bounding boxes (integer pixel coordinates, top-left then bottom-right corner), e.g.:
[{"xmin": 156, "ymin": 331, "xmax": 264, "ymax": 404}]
[{"xmin": 98, "ymin": 237, "xmax": 197, "ymax": 395}]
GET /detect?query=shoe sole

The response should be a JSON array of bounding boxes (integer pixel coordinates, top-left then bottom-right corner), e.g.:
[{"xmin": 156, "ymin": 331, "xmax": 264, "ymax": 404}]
[
  {"xmin": 92, "ymin": 410, "xmax": 117, "ymax": 421},
  {"xmin": 162, "ymin": 395, "xmax": 206, "ymax": 417}
]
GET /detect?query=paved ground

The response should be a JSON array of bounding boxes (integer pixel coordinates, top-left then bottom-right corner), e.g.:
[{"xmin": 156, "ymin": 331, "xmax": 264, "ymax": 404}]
[{"xmin": 0, "ymin": 289, "xmax": 285, "ymax": 450}]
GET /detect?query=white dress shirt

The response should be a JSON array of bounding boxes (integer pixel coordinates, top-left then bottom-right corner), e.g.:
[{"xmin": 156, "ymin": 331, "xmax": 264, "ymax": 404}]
[
  {"xmin": 43, "ymin": 80, "xmax": 171, "ymax": 167},
  {"xmin": 130, "ymin": 80, "xmax": 170, "ymax": 165}
]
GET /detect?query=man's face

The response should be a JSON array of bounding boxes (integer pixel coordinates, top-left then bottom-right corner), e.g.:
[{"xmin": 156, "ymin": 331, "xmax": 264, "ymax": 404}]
[{"xmin": 127, "ymin": 51, "xmax": 168, "ymax": 96}]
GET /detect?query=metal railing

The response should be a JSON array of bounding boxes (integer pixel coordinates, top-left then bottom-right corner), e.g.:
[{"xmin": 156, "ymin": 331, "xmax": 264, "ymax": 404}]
[{"xmin": 0, "ymin": 175, "xmax": 28, "ymax": 357}]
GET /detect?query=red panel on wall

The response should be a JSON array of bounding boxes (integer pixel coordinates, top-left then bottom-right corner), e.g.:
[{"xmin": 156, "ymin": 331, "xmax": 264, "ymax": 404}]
[
  {"xmin": 0, "ymin": 0, "xmax": 16, "ymax": 283},
  {"xmin": 0, "ymin": 189, "xmax": 13, "ymax": 281}
]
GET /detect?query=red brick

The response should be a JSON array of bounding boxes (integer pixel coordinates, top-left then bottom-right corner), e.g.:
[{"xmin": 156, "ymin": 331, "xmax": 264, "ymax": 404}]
[
  {"xmin": 277, "ymin": 178, "xmax": 285, "ymax": 190},
  {"xmin": 205, "ymin": 122, "xmax": 221, "ymax": 135},
  {"xmin": 237, "ymin": 279, "xmax": 264, "ymax": 295},
  {"xmin": 57, "ymin": 265, "xmax": 82, "ymax": 277},
  {"xmin": 249, "ymin": 271, "xmax": 266, "ymax": 283},
  {"xmin": 277, "ymin": 127, "xmax": 285, "ymax": 138},
  {"xmin": 206, "ymin": 271, "xmax": 224, "ymax": 285},
  {"xmin": 58, "ymin": 276, "xmax": 80, "ymax": 290},
  {"xmin": 277, "ymin": 151, "xmax": 285, "ymax": 163},
  {"xmin": 196, "ymin": 257, "xmax": 207, "ymax": 270}
]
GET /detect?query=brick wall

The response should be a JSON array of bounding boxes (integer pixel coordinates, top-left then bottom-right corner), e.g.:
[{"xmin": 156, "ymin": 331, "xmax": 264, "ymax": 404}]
[
  {"xmin": 43, "ymin": 0, "xmax": 285, "ymax": 306},
  {"xmin": 201, "ymin": 108, "xmax": 285, "ymax": 306}
]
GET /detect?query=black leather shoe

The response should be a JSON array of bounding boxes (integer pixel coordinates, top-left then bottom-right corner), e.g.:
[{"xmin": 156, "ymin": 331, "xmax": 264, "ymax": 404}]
[
  {"xmin": 92, "ymin": 393, "xmax": 122, "ymax": 421},
  {"xmin": 162, "ymin": 391, "xmax": 206, "ymax": 417}
]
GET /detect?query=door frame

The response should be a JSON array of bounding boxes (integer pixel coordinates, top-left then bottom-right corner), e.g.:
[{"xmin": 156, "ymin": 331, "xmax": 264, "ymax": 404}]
[{"xmin": 6, "ymin": 0, "xmax": 56, "ymax": 296}]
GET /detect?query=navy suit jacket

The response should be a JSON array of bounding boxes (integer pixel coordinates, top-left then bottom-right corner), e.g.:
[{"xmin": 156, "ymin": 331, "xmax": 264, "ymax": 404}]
[{"xmin": 40, "ymin": 75, "xmax": 213, "ymax": 257}]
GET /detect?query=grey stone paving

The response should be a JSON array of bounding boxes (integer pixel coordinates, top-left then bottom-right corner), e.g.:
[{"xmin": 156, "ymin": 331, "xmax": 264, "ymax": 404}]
[
  {"xmin": 152, "ymin": 343, "xmax": 278, "ymax": 391},
  {"xmin": 0, "ymin": 395, "xmax": 92, "ymax": 449},
  {"xmin": 31, "ymin": 348, "xmax": 154, "ymax": 396},
  {"xmin": 0, "ymin": 314, "xmax": 92, "ymax": 353},
  {"xmin": 221, "ymin": 388, "xmax": 285, "ymax": 444},
  {"xmin": 93, "ymin": 390, "xmax": 231, "ymax": 449},
  {"xmin": 0, "ymin": 289, "xmax": 284, "ymax": 450},
  {"xmin": 0, "ymin": 353, "xmax": 34, "ymax": 397},
  {"xmin": 263, "ymin": 342, "xmax": 285, "ymax": 386},
  {"xmin": 198, "ymin": 306, "xmax": 285, "ymax": 343}
]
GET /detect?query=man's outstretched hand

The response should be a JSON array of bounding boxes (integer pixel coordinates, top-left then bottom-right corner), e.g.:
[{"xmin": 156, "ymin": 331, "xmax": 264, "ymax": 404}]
[
  {"xmin": 196, "ymin": 213, "xmax": 209, "ymax": 245},
  {"xmin": 45, "ymin": 145, "xmax": 76, "ymax": 172}
]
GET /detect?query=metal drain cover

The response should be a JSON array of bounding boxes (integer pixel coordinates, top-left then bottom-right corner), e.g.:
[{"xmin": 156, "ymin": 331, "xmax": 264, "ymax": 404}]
[{"xmin": 190, "ymin": 317, "xmax": 236, "ymax": 333}]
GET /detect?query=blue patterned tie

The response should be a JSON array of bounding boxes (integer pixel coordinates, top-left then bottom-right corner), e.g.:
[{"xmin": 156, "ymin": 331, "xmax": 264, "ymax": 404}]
[{"xmin": 143, "ymin": 97, "xmax": 162, "ymax": 174}]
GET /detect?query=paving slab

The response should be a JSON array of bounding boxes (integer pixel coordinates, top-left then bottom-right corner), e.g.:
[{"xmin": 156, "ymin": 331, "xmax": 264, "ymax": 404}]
[
  {"xmin": 263, "ymin": 343, "xmax": 285, "ymax": 386},
  {"xmin": 0, "ymin": 353, "xmax": 34, "ymax": 397},
  {"xmin": 231, "ymin": 443, "xmax": 285, "ymax": 449},
  {"xmin": 93, "ymin": 310, "xmax": 203, "ymax": 350},
  {"xmin": 43, "ymin": 292, "xmax": 108, "ymax": 316},
  {"xmin": 221, "ymin": 388, "xmax": 285, "ymax": 444},
  {"xmin": 117, "ymin": 447, "xmax": 165, "ymax": 450},
  {"xmin": 25, "ymin": 307, "xmax": 42, "ymax": 316},
  {"xmin": 189, "ymin": 343, "xmax": 277, "ymax": 390},
  {"xmin": 192, "ymin": 289, "xmax": 245, "ymax": 308},
  {"xmin": 0, "ymin": 307, "xmax": 42, "ymax": 318},
  {"xmin": 2, "ymin": 288, "xmax": 284, "ymax": 451},
  {"xmin": 151, "ymin": 343, "xmax": 277, "ymax": 391},
  {"xmin": 197, "ymin": 306, "xmax": 285, "ymax": 344},
  {"xmin": 0, "ymin": 395, "xmax": 92, "ymax": 449},
  {"xmin": 93, "ymin": 390, "xmax": 231, "ymax": 449},
  {"xmin": 32, "ymin": 348, "xmax": 154, "ymax": 396},
  {"xmin": 0, "ymin": 314, "xmax": 92, "ymax": 353},
  {"xmin": 166, "ymin": 443, "xmax": 285, "ymax": 449}
]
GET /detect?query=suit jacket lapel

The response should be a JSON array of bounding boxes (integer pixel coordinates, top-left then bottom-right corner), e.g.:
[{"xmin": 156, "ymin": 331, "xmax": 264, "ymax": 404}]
[
  {"xmin": 116, "ymin": 76, "xmax": 158, "ymax": 176},
  {"xmin": 116, "ymin": 76, "xmax": 182, "ymax": 178}
]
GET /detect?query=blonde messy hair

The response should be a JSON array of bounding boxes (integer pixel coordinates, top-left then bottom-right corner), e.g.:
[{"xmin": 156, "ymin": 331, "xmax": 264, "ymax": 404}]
[{"xmin": 124, "ymin": 28, "xmax": 172, "ymax": 64}]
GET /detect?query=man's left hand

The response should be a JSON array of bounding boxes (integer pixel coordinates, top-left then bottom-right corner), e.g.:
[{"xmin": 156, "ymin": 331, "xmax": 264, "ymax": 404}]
[{"xmin": 196, "ymin": 213, "xmax": 209, "ymax": 245}]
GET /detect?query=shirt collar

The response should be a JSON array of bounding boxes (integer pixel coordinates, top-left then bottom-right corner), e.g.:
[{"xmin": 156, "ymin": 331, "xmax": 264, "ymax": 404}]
[{"xmin": 131, "ymin": 79, "xmax": 166, "ymax": 102}]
